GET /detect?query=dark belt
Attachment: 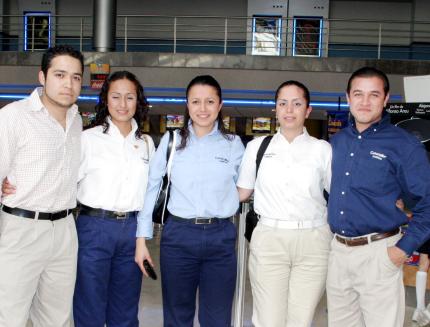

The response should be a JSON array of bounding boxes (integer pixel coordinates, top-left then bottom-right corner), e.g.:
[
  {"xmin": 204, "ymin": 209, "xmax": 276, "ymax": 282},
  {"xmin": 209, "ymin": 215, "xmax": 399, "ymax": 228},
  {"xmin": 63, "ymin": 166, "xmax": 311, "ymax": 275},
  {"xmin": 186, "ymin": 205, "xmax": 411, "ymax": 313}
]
[
  {"xmin": 79, "ymin": 204, "xmax": 137, "ymax": 220},
  {"xmin": 335, "ymin": 228, "xmax": 400, "ymax": 247},
  {"xmin": 1, "ymin": 205, "xmax": 73, "ymax": 221},
  {"xmin": 169, "ymin": 214, "xmax": 230, "ymax": 225}
]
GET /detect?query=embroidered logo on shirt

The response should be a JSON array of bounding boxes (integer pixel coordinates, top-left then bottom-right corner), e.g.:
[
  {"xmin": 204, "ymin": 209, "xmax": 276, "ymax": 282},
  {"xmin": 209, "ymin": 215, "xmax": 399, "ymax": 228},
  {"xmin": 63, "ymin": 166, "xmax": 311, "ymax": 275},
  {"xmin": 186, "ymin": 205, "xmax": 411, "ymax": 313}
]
[
  {"xmin": 215, "ymin": 156, "xmax": 229, "ymax": 164},
  {"xmin": 370, "ymin": 151, "xmax": 387, "ymax": 161},
  {"xmin": 140, "ymin": 157, "xmax": 149, "ymax": 164},
  {"xmin": 263, "ymin": 152, "xmax": 276, "ymax": 158}
]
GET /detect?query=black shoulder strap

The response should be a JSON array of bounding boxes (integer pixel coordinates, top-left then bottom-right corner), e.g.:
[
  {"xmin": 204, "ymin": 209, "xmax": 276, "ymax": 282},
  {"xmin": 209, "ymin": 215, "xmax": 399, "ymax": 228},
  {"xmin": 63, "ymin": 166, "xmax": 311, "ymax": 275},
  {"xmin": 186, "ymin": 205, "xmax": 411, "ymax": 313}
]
[
  {"xmin": 255, "ymin": 135, "xmax": 273, "ymax": 177},
  {"xmin": 166, "ymin": 130, "xmax": 173, "ymax": 163}
]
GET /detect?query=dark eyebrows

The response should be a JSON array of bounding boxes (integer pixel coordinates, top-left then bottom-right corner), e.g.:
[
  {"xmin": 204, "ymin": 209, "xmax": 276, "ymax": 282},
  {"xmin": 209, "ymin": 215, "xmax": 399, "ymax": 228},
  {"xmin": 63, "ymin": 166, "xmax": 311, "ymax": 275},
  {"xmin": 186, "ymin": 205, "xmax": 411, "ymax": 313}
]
[
  {"xmin": 351, "ymin": 89, "xmax": 382, "ymax": 95},
  {"xmin": 52, "ymin": 69, "xmax": 83, "ymax": 77},
  {"xmin": 277, "ymin": 97, "xmax": 304, "ymax": 102}
]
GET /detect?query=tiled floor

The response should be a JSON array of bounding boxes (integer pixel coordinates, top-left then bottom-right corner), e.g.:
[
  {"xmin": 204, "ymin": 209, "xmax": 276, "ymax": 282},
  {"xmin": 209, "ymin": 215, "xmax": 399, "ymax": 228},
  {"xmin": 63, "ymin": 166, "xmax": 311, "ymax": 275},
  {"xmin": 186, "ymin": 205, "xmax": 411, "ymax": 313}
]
[
  {"xmin": 27, "ymin": 230, "xmax": 425, "ymax": 327},
  {"xmin": 137, "ymin": 236, "xmax": 422, "ymax": 327}
]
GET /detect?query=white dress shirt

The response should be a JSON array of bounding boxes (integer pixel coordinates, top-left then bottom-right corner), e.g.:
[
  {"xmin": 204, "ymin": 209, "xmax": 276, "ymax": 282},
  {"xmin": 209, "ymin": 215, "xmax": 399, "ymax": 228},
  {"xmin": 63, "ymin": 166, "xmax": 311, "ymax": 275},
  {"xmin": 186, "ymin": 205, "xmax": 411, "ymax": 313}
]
[
  {"xmin": 0, "ymin": 88, "xmax": 81, "ymax": 212},
  {"xmin": 77, "ymin": 118, "xmax": 155, "ymax": 212},
  {"xmin": 237, "ymin": 128, "xmax": 332, "ymax": 221}
]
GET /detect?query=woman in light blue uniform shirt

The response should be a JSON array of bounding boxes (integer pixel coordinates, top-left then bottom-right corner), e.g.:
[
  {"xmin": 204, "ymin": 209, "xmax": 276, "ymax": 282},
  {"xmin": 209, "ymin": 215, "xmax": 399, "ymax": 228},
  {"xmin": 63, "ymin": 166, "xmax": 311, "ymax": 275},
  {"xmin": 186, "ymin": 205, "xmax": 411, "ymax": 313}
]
[{"xmin": 135, "ymin": 75, "xmax": 244, "ymax": 327}]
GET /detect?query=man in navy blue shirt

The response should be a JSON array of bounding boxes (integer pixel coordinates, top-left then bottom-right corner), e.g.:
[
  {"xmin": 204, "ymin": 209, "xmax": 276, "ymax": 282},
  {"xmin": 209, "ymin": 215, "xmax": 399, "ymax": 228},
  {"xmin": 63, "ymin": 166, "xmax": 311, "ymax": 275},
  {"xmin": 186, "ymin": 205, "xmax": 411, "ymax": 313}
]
[{"xmin": 327, "ymin": 66, "xmax": 430, "ymax": 327}]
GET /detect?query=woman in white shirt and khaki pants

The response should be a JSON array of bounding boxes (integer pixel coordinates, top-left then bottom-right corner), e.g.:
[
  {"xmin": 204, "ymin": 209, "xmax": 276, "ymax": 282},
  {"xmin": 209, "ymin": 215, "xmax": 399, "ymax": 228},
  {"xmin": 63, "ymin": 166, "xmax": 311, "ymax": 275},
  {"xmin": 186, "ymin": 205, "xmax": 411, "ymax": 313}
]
[{"xmin": 237, "ymin": 80, "xmax": 332, "ymax": 327}]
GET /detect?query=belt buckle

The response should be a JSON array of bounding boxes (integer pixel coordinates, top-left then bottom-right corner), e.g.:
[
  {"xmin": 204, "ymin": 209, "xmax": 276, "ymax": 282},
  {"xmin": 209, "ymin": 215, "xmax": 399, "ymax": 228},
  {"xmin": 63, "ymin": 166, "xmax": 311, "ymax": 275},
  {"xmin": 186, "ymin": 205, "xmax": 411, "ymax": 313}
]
[
  {"xmin": 195, "ymin": 218, "xmax": 211, "ymax": 224},
  {"xmin": 113, "ymin": 211, "xmax": 127, "ymax": 220}
]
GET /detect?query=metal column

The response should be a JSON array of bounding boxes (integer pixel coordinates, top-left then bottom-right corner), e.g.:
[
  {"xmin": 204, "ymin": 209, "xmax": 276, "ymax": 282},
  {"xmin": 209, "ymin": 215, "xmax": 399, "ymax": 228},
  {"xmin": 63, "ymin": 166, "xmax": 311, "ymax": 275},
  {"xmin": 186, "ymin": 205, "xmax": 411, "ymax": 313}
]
[
  {"xmin": 92, "ymin": 0, "xmax": 117, "ymax": 52},
  {"xmin": 233, "ymin": 202, "xmax": 250, "ymax": 327}
]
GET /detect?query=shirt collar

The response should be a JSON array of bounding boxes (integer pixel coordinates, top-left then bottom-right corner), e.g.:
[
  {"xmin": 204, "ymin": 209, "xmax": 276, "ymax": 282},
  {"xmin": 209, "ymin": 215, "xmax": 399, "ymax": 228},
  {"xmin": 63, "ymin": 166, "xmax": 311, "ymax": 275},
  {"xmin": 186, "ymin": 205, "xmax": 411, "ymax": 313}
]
[
  {"xmin": 275, "ymin": 127, "xmax": 310, "ymax": 144},
  {"xmin": 30, "ymin": 87, "xmax": 79, "ymax": 116},
  {"xmin": 106, "ymin": 117, "xmax": 138, "ymax": 138},
  {"xmin": 349, "ymin": 111, "xmax": 391, "ymax": 134},
  {"xmin": 188, "ymin": 120, "xmax": 220, "ymax": 138},
  {"xmin": 29, "ymin": 88, "xmax": 47, "ymax": 112}
]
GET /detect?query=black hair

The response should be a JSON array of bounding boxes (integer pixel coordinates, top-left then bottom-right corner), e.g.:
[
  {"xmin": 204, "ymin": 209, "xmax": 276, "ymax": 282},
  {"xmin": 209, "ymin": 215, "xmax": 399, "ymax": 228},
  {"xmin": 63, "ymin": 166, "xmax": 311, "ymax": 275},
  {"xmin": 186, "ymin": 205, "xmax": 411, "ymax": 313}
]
[
  {"xmin": 41, "ymin": 45, "xmax": 84, "ymax": 77},
  {"xmin": 90, "ymin": 70, "xmax": 149, "ymax": 139},
  {"xmin": 178, "ymin": 74, "xmax": 231, "ymax": 150},
  {"xmin": 275, "ymin": 80, "xmax": 311, "ymax": 107},
  {"xmin": 347, "ymin": 66, "xmax": 390, "ymax": 96}
]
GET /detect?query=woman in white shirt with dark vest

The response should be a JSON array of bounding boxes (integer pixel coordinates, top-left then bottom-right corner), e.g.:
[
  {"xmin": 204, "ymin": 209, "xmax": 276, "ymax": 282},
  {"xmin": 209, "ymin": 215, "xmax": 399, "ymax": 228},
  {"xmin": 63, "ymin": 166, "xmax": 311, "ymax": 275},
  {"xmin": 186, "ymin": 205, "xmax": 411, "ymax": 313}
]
[
  {"xmin": 73, "ymin": 71, "xmax": 155, "ymax": 327},
  {"xmin": 237, "ymin": 80, "xmax": 332, "ymax": 327}
]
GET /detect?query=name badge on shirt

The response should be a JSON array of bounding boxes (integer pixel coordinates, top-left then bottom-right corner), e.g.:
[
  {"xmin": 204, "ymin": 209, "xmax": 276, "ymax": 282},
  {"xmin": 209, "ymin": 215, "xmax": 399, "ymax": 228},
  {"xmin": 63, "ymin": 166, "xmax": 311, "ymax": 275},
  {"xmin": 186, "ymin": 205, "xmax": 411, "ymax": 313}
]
[
  {"xmin": 215, "ymin": 156, "xmax": 229, "ymax": 164},
  {"xmin": 370, "ymin": 151, "xmax": 387, "ymax": 161},
  {"xmin": 263, "ymin": 152, "xmax": 276, "ymax": 158}
]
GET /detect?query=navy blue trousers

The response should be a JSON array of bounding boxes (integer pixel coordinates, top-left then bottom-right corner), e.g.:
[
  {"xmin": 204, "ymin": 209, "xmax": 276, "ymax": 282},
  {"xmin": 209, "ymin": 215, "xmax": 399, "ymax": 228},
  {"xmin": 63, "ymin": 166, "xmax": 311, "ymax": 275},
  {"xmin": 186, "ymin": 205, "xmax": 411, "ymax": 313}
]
[
  {"xmin": 73, "ymin": 214, "xmax": 142, "ymax": 327},
  {"xmin": 160, "ymin": 217, "xmax": 237, "ymax": 327}
]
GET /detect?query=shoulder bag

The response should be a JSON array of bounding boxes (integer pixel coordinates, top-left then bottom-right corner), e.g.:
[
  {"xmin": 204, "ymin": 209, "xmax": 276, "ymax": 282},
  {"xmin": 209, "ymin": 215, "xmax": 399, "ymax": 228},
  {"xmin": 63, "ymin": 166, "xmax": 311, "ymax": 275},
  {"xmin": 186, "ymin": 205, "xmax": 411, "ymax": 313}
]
[
  {"xmin": 244, "ymin": 135, "xmax": 273, "ymax": 242},
  {"xmin": 152, "ymin": 130, "xmax": 177, "ymax": 224}
]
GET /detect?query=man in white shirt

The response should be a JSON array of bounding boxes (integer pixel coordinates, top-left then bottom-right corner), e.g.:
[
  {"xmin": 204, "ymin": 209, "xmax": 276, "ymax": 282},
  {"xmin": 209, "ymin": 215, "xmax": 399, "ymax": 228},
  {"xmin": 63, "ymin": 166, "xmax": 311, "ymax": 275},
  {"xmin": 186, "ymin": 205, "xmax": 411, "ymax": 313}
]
[
  {"xmin": 0, "ymin": 45, "xmax": 84, "ymax": 327},
  {"xmin": 237, "ymin": 80, "xmax": 332, "ymax": 327}
]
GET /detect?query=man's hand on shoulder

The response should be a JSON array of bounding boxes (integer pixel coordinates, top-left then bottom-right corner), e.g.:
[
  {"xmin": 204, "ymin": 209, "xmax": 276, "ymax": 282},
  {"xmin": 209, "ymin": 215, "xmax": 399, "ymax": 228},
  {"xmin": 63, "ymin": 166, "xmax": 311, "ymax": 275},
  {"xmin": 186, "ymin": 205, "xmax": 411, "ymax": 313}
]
[{"xmin": 387, "ymin": 246, "xmax": 407, "ymax": 267}]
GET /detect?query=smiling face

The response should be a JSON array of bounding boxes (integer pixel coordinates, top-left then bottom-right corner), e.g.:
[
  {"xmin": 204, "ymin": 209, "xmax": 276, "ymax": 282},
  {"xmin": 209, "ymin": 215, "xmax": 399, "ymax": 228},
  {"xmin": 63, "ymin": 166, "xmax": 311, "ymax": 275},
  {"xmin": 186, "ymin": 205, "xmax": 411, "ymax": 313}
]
[
  {"xmin": 107, "ymin": 78, "xmax": 137, "ymax": 127},
  {"xmin": 347, "ymin": 76, "xmax": 389, "ymax": 132},
  {"xmin": 187, "ymin": 84, "xmax": 222, "ymax": 136},
  {"xmin": 38, "ymin": 54, "xmax": 83, "ymax": 111},
  {"xmin": 276, "ymin": 84, "xmax": 312, "ymax": 136}
]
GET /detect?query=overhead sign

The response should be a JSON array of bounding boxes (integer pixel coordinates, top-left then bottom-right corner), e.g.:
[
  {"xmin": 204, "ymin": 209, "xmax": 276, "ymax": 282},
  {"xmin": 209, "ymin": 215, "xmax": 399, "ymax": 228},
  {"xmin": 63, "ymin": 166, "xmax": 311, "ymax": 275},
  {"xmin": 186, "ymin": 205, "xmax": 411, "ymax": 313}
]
[
  {"xmin": 90, "ymin": 63, "xmax": 110, "ymax": 90},
  {"xmin": 385, "ymin": 103, "xmax": 430, "ymax": 117}
]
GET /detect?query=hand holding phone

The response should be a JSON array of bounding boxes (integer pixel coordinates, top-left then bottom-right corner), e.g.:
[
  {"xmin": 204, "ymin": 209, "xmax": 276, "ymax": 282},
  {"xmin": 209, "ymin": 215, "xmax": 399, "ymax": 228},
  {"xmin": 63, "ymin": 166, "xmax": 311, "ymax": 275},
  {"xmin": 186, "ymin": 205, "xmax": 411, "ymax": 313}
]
[{"xmin": 143, "ymin": 259, "xmax": 157, "ymax": 280}]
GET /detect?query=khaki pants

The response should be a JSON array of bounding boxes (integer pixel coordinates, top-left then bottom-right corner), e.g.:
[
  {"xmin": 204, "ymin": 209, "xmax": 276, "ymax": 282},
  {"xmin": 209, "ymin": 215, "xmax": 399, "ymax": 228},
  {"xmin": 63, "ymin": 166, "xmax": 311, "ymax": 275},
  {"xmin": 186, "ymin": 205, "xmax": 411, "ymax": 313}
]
[
  {"xmin": 249, "ymin": 223, "xmax": 332, "ymax": 327},
  {"xmin": 0, "ymin": 211, "xmax": 78, "ymax": 327},
  {"xmin": 327, "ymin": 233, "xmax": 404, "ymax": 327}
]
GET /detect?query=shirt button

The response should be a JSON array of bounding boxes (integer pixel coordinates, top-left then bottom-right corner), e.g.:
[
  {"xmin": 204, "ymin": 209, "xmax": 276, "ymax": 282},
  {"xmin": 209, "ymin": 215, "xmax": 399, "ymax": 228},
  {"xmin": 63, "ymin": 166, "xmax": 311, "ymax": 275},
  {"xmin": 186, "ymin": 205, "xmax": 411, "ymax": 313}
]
[
  {"xmin": 340, "ymin": 211, "xmax": 344, "ymax": 215},
  {"xmin": 341, "ymin": 230, "xmax": 345, "ymax": 234},
  {"xmin": 341, "ymin": 191, "xmax": 345, "ymax": 195},
  {"xmin": 373, "ymin": 129, "xmax": 377, "ymax": 132},
  {"xmin": 358, "ymin": 135, "xmax": 362, "ymax": 139},
  {"xmin": 345, "ymin": 172, "xmax": 350, "ymax": 176},
  {"xmin": 350, "ymin": 153, "xmax": 354, "ymax": 157}
]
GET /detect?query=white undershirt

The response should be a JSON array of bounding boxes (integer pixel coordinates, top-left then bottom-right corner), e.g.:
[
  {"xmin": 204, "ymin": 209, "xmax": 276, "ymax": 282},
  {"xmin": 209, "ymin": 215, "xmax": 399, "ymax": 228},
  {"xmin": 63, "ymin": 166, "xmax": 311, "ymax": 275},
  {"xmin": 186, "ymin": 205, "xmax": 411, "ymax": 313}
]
[{"xmin": 77, "ymin": 118, "xmax": 155, "ymax": 212}]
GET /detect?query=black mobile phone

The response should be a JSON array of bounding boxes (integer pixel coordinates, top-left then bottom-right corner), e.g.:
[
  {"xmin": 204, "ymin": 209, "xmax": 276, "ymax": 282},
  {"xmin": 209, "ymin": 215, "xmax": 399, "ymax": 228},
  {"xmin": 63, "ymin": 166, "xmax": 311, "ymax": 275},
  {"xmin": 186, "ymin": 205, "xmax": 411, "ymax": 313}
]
[{"xmin": 143, "ymin": 259, "xmax": 157, "ymax": 280}]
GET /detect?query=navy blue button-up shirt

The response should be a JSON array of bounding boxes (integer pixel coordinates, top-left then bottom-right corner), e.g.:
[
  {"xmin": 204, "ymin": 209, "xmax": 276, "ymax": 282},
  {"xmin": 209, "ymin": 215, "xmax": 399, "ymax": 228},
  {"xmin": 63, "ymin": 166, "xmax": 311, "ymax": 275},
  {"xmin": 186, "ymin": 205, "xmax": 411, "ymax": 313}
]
[{"xmin": 328, "ymin": 113, "xmax": 430, "ymax": 255}]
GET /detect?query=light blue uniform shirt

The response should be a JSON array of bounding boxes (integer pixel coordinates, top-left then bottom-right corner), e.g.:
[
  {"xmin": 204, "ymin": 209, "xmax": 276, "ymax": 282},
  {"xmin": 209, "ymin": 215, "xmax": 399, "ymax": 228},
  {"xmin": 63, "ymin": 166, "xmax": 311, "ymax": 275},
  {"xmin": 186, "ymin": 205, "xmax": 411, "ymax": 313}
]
[{"xmin": 136, "ymin": 123, "xmax": 245, "ymax": 238}]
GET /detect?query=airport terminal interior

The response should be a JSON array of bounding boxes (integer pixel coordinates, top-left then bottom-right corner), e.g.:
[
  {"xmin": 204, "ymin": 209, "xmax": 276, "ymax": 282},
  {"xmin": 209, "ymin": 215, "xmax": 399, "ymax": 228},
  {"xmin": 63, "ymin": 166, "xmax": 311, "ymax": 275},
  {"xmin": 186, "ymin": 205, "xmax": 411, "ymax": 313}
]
[{"xmin": 1, "ymin": 0, "xmax": 430, "ymax": 326}]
